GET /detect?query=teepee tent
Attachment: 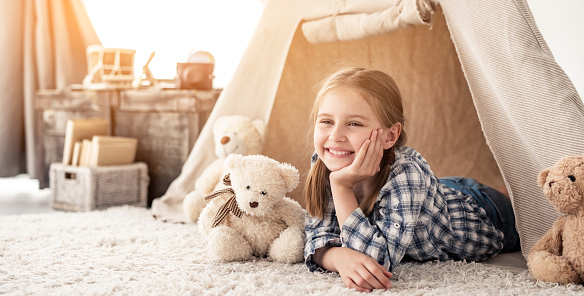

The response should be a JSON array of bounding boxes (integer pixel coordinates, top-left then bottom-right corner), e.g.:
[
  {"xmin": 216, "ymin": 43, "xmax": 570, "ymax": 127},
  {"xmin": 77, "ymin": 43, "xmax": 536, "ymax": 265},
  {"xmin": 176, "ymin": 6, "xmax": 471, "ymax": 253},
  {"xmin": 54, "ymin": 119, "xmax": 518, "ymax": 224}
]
[{"xmin": 152, "ymin": 0, "xmax": 584, "ymax": 258}]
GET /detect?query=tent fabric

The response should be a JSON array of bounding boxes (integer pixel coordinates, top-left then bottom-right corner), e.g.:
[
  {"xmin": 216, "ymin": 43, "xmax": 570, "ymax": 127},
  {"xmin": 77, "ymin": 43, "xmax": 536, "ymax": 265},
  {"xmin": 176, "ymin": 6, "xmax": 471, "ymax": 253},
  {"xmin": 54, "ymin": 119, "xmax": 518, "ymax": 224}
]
[
  {"xmin": 152, "ymin": 0, "xmax": 584, "ymax": 259},
  {"xmin": 0, "ymin": 0, "xmax": 101, "ymax": 178},
  {"xmin": 439, "ymin": 0, "xmax": 584, "ymax": 257},
  {"xmin": 151, "ymin": 0, "xmax": 311, "ymax": 223},
  {"xmin": 151, "ymin": 0, "xmax": 437, "ymax": 223},
  {"xmin": 302, "ymin": 0, "xmax": 435, "ymax": 43}
]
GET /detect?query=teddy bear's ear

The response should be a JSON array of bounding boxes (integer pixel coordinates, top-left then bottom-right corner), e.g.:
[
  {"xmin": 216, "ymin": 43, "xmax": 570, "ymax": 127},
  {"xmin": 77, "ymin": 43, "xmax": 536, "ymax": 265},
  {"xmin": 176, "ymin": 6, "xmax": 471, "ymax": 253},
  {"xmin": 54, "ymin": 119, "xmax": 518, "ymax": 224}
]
[
  {"xmin": 252, "ymin": 119, "xmax": 266, "ymax": 139},
  {"xmin": 212, "ymin": 116, "xmax": 227, "ymax": 131},
  {"xmin": 537, "ymin": 167, "xmax": 551, "ymax": 188},
  {"xmin": 279, "ymin": 163, "xmax": 300, "ymax": 192},
  {"xmin": 224, "ymin": 154, "xmax": 245, "ymax": 171}
]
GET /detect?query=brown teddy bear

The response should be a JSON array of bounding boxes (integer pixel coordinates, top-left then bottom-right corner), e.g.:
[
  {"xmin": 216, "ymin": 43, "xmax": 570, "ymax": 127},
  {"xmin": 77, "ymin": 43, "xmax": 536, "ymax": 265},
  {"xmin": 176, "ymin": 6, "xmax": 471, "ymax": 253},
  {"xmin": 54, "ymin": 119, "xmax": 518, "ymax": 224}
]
[{"xmin": 528, "ymin": 155, "xmax": 584, "ymax": 284}]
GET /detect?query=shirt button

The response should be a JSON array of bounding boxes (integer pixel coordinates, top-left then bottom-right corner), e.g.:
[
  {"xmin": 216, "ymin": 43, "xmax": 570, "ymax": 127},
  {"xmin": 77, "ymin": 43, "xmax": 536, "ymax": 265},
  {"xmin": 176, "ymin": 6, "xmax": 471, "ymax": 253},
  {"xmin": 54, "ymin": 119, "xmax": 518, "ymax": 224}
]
[{"xmin": 393, "ymin": 222, "xmax": 401, "ymax": 229}]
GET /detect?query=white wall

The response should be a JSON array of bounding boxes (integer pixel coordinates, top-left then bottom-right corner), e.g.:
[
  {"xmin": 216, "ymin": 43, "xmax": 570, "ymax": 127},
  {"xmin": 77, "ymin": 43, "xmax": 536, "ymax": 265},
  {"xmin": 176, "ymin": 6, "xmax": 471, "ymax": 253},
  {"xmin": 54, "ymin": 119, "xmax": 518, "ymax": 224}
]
[
  {"xmin": 83, "ymin": 0, "xmax": 264, "ymax": 88},
  {"xmin": 526, "ymin": 0, "xmax": 584, "ymax": 99}
]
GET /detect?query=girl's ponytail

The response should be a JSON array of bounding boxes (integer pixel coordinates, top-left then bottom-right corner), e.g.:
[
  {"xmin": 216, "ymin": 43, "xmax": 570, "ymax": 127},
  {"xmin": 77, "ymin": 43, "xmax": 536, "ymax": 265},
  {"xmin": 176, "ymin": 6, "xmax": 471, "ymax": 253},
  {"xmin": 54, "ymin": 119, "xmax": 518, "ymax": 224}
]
[{"xmin": 304, "ymin": 159, "xmax": 328, "ymax": 218}]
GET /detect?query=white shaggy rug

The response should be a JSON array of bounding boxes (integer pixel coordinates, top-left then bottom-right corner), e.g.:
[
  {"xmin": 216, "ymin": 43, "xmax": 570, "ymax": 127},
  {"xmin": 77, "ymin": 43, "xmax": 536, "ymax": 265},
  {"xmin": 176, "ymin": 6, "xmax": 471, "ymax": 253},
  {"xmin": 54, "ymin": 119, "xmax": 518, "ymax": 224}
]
[{"xmin": 1, "ymin": 206, "xmax": 583, "ymax": 296}]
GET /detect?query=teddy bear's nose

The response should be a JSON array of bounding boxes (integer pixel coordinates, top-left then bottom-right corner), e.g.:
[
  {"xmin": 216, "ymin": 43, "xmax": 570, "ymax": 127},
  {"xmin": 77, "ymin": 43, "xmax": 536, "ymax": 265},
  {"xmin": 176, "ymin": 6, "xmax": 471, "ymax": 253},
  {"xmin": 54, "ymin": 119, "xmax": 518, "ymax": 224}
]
[
  {"xmin": 249, "ymin": 202, "xmax": 259, "ymax": 208},
  {"xmin": 549, "ymin": 181, "xmax": 555, "ymax": 187},
  {"xmin": 221, "ymin": 136, "xmax": 230, "ymax": 145}
]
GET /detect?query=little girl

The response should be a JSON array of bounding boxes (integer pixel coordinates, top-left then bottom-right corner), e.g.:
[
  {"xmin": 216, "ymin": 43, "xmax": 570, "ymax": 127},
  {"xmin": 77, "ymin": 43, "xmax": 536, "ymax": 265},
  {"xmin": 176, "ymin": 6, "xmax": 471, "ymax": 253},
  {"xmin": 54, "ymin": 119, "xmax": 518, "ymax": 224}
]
[{"xmin": 304, "ymin": 67, "xmax": 520, "ymax": 292}]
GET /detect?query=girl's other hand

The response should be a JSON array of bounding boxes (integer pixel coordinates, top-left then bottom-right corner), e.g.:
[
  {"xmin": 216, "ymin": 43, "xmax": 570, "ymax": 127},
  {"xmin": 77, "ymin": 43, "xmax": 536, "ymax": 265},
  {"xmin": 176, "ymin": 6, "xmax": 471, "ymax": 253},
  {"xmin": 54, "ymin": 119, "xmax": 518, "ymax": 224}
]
[
  {"xmin": 331, "ymin": 247, "xmax": 393, "ymax": 292},
  {"xmin": 330, "ymin": 129, "xmax": 385, "ymax": 189}
]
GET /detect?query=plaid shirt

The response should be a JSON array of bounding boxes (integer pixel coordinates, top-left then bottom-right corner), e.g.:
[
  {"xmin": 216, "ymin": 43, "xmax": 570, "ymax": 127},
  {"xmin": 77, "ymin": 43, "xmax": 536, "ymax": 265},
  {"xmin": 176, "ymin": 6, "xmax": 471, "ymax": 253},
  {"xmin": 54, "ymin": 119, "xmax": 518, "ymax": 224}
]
[{"xmin": 304, "ymin": 146, "xmax": 504, "ymax": 272}]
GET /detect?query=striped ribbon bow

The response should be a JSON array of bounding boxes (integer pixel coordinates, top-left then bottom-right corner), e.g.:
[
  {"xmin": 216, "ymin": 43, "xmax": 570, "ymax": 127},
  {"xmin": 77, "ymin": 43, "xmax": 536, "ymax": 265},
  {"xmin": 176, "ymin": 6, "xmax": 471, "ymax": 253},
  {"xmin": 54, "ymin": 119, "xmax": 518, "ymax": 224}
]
[{"xmin": 204, "ymin": 174, "xmax": 244, "ymax": 227}]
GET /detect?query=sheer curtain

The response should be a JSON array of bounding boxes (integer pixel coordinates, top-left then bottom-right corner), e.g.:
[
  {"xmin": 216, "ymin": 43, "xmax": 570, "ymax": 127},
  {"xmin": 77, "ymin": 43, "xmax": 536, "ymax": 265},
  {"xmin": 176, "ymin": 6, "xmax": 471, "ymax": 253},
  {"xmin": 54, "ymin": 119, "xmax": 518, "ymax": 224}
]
[{"xmin": 0, "ymin": 0, "xmax": 100, "ymax": 178}]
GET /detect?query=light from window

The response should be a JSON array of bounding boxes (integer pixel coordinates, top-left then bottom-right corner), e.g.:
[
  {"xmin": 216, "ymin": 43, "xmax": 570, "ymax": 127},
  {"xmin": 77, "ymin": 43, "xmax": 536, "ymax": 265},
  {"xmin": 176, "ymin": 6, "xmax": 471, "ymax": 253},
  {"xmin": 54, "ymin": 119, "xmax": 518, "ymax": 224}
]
[{"xmin": 83, "ymin": 0, "xmax": 264, "ymax": 88}]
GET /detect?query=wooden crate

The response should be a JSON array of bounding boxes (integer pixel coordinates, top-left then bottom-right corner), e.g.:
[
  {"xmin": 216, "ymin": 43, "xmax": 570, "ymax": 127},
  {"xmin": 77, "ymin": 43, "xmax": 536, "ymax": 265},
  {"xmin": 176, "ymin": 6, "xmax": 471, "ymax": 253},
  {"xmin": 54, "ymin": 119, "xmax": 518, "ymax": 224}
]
[
  {"xmin": 34, "ymin": 88, "xmax": 220, "ymax": 206},
  {"xmin": 34, "ymin": 89, "xmax": 114, "ymax": 190},
  {"xmin": 114, "ymin": 89, "xmax": 219, "ymax": 204}
]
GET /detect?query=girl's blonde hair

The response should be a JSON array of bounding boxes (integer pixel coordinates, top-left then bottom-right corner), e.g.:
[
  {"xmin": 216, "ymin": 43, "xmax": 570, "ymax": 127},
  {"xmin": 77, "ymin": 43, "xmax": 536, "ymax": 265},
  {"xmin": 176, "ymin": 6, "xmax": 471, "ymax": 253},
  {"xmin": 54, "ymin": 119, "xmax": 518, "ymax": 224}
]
[{"xmin": 304, "ymin": 67, "xmax": 407, "ymax": 218}]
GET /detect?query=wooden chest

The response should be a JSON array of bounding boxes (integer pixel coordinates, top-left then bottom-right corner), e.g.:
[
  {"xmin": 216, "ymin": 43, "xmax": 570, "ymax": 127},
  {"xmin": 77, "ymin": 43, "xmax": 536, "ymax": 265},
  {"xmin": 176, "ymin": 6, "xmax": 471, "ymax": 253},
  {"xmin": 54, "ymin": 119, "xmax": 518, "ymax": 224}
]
[{"xmin": 34, "ymin": 88, "xmax": 220, "ymax": 206}]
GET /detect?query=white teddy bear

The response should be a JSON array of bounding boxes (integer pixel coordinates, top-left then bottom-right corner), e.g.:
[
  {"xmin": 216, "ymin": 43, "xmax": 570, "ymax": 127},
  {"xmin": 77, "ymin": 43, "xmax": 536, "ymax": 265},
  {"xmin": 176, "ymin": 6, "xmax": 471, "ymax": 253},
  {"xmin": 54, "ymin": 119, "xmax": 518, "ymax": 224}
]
[
  {"xmin": 198, "ymin": 154, "xmax": 306, "ymax": 263},
  {"xmin": 183, "ymin": 115, "xmax": 265, "ymax": 223}
]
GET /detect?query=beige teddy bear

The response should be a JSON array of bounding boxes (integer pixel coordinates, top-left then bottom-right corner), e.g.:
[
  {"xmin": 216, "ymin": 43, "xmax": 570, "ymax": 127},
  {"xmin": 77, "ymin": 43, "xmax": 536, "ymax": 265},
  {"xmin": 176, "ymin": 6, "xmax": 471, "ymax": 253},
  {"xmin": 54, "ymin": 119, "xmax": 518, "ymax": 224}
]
[
  {"xmin": 528, "ymin": 155, "xmax": 584, "ymax": 284},
  {"xmin": 198, "ymin": 154, "xmax": 306, "ymax": 263},
  {"xmin": 183, "ymin": 115, "xmax": 265, "ymax": 222}
]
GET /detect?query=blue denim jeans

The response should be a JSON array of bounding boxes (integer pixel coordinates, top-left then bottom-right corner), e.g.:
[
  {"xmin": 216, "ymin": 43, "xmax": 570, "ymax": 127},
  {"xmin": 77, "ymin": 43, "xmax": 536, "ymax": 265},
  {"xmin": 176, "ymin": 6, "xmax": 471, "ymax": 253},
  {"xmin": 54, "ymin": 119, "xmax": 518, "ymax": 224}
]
[{"xmin": 439, "ymin": 177, "xmax": 521, "ymax": 253}]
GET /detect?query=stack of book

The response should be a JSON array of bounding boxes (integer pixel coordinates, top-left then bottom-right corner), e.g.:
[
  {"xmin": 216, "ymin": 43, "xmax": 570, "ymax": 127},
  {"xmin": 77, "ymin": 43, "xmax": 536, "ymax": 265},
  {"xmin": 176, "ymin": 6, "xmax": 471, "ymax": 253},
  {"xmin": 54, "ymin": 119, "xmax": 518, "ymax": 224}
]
[{"xmin": 62, "ymin": 118, "xmax": 138, "ymax": 166}]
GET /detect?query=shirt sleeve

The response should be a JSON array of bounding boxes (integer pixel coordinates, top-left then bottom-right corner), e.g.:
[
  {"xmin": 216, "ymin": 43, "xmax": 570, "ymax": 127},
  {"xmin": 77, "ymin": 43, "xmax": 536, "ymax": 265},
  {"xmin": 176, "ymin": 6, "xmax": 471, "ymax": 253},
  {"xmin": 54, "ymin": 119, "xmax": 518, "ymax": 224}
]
[
  {"xmin": 340, "ymin": 161, "xmax": 430, "ymax": 272},
  {"xmin": 304, "ymin": 195, "xmax": 342, "ymax": 272}
]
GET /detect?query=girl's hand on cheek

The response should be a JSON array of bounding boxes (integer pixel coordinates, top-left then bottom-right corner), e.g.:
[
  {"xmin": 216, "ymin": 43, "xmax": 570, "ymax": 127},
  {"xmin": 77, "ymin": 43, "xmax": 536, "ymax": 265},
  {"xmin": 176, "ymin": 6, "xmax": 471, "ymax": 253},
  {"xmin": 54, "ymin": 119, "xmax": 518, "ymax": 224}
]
[{"xmin": 330, "ymin": 129, "xmax": 385, "ymax": 189}]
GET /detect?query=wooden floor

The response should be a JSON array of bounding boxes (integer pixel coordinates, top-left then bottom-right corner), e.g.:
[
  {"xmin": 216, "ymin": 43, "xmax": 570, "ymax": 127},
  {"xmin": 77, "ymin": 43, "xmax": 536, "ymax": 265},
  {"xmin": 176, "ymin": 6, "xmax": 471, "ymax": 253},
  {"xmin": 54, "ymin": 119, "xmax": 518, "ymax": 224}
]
[{"xmin": 0, "ymin": 175, "xmax": 54, "ymax": 215}]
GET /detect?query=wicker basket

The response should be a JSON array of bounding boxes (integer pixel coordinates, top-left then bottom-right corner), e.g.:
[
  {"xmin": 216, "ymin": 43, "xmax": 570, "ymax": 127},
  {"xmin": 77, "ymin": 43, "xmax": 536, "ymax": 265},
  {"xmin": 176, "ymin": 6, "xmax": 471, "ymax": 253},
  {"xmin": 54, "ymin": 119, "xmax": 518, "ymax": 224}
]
[{"xmin": 49, "ymin": 162, "xmax": 149, "ymax": 211}]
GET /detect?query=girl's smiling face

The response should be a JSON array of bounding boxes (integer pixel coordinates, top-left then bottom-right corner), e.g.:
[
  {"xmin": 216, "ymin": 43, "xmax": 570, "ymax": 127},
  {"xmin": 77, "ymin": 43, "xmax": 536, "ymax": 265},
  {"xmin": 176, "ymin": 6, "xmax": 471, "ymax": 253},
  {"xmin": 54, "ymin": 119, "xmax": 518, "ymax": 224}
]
[{"xmin": 314, "ymin": 87, "xmax": 385, "ymax": 172}]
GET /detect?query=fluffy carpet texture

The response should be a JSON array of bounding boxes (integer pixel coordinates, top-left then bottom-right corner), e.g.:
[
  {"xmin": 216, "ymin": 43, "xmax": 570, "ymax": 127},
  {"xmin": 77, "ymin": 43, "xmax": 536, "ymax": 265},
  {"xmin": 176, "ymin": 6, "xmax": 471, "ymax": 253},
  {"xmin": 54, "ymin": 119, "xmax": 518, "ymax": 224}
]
[{"xmin": 1, "ymin": 206, "xmax": 583, "ymax": 295}]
